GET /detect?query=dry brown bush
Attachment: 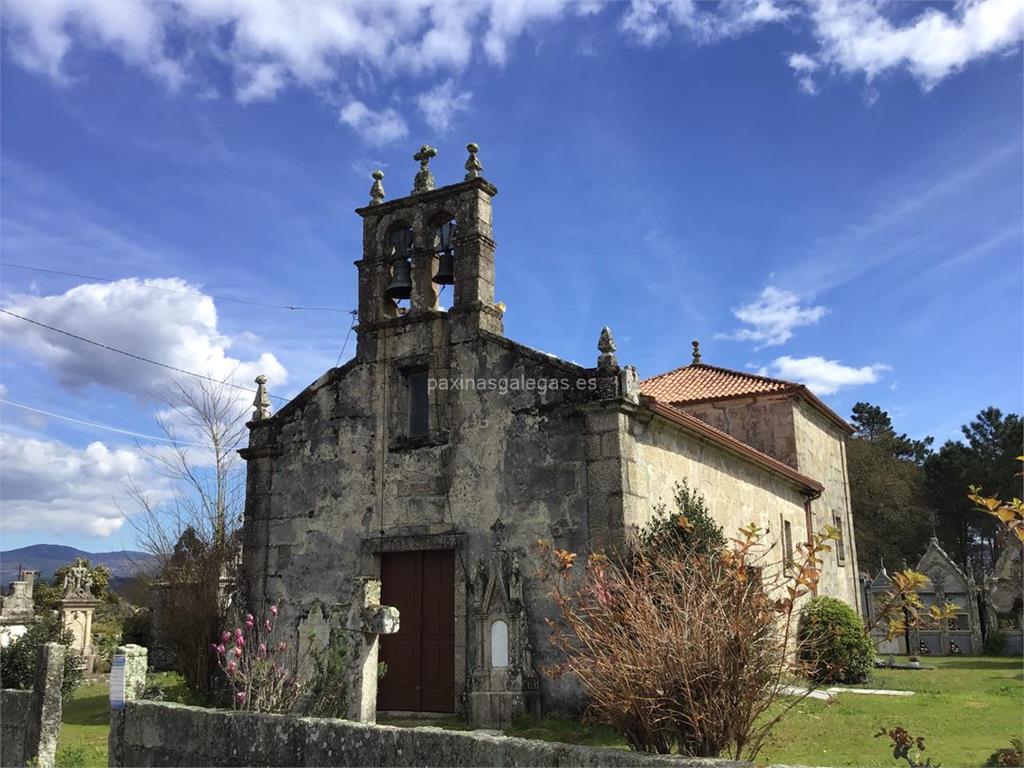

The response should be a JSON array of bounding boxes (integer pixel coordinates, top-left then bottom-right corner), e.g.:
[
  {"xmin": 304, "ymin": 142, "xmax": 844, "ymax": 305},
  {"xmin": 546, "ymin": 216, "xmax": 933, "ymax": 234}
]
[{"xmin": 537, "ymin": 524, "xmax": 832, "ymax": 760}]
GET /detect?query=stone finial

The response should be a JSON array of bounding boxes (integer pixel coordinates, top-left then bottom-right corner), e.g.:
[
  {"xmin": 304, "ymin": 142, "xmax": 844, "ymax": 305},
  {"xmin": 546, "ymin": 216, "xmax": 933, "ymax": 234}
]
[
  {"xmin": 464, "ymin": 142, "xmax": 483, "ymax": 180},
  {"xmin": 412, "ymin": 144, "xmax": 437, "ymax": 194},
  {"xmin": 691, "ymin": 340, "xmax": 702, "ymax": 364},
  {"xmin": 369, "ymin": 169, "xmax": 385, "ymax": 205},
  {"xmin": 598, "ymin": 326, "xmax": 617, "ymax": 370},
  {"xmin": 253, "ymin": 375, "xmax": 271, "ymax": 420}
]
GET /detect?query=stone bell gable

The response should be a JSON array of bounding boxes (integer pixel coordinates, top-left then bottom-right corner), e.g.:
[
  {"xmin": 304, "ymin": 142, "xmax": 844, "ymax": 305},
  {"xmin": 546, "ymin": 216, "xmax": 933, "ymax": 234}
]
[{"xmin": 240, "ymin": 143, "xmax": 858, "ymax": 725}]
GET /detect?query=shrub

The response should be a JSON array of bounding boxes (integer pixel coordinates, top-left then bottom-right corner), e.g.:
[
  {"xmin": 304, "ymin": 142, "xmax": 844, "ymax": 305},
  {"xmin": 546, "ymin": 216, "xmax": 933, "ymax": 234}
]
[
  {"xmin": 54, "ymin": 745, "xmax": 88, "ymax": 768},
  {"xmin": 985, "ymin": 738, "xmax": 1024, "ymax": 767},
  {"xmin": 984, "ymin": 630, "xmax": 1008, "ymax": 656},
  {"xmin": 640, "ymin": 481, "xmax": 726, "ymax": 559},
  {"xmin": 121, "ymin": 609, "xmax": 153, "ymax": 647},
  {"xmin": 0, "ymin": 613, "xmax": 83, "ymax": 700},
  {"xmin": 304, "ymin": 632, "xmax": 349, "ymax": 718},
  {"xmin": 798, "ymin": 596, "xmax": 874, "ymax": 684},
  {"xmin": 538, "ymin": 523, "xmax": 835, "ymax": 759},
  {"xmin": 212, "ymin": 605, "xmax": 300, "ymax": 713}
]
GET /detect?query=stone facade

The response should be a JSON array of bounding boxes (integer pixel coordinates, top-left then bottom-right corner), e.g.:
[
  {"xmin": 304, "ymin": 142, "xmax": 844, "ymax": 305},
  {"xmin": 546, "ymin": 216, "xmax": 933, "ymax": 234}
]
[
  {"xmin": 0, "ymin": 567, "xmax": 38, "ymax": 647},
  {"xmin": 239, "ymin": 146, "xmax": 862, "ymax": 725},
  {"xmin": 983, "ymin": 536, "xmax": 1023, "ymax": 654}
]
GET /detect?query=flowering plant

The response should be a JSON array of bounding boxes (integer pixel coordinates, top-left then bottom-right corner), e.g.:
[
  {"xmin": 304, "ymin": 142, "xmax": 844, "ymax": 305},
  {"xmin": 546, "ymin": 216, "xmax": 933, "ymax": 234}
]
[{"xmin": 211, "ymin": 605, "xmax": 301, "ymax": 713}]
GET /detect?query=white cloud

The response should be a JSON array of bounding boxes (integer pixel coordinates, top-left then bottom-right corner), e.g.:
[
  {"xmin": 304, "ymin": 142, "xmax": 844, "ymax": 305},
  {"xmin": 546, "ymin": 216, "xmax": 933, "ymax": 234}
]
[
  {"xmin": 0, "ymin": 0, "xmax": 1018, "ymax": 105},
  {"xmin": 720, "ymin": 286, "xmax": 828, "ymax": 348},
  {"xmin": 788, "ymin": 52, "xmax": 820, "ymax": 94},
  {"xmin": 0, "ymin": 433, "xmax": 171, "ymax": 537},
  {"xmin": 621, "ymin": 0, "xmax": 789, "ymax": 47},
  {"xmin": 416, "ymin": 79, "xmax": 472, "ymax": 134},
  {"xmin": 802, "ymin": 0, "xmax": 1024, "ymax": 91},
  {"xmin": 339, "ymin": 101, "xmax": 409, "ymax": 145},
  {"xmin": 763, "ymin": 355, "xmax": 890, "ymax": 395},
  {"xmin": 0, "ymin": 278, "xmax": 287, "ymax": 401},
  {"xmin": 235, "ymin": 62, "xmax": 287, "ymax": 104}
]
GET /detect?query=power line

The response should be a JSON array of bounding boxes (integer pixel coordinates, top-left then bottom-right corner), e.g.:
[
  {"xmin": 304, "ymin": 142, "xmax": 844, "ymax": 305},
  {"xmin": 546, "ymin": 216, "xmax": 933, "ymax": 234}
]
[
  {"xmin": 334, "ymin": 310, "xmax": 359, "ymax": 367},
  {"xmin": 0, "ymin": 308, "xmax": 288, "ymax": 402},
  {"xmin": 1, "ymin": 399, "xmax": 208, "ymax": 447},
  {"xmin": 0, "ymin": 262, "xmax": 349, "ymax": 313}
]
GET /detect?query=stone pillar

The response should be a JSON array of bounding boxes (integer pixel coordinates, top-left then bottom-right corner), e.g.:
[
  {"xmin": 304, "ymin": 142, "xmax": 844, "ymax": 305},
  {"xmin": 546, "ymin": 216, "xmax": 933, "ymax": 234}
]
[
  {"xmin": 25, "ymin": 642, "xmax": 65, "ymax": 768},
  {"xmin": 344, "ymin": 578, "xmax": 399, "ymax": 723},
  {"xmin": 108, "ymin": 645, "xmax": 147, "ymax": 768}
]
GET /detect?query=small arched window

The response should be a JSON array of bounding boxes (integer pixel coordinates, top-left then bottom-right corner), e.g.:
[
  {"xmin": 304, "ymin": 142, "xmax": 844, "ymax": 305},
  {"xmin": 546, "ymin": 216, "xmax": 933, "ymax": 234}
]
[{"xmin": 490, "ymin": 620, "xmax": 509, "ymax": 668}]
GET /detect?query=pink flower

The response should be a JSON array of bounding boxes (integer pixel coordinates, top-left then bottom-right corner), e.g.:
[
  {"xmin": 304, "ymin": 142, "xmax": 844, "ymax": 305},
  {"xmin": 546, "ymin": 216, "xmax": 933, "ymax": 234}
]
[
  {"xmin": 235, "ymin": 636, "xmax": 245, "ymax": 648},
  {"xmin": 221, "ymin": 630, "xmax": 231, "ymax": 644},
  {"xmin": 263, "ymin": 618, "xmax": 272, "ymax": 632},
  {"xmin": 270, "ymin": 605, "xmax": 278, "ymax": 616},
  {"xmin": 234, "ymin": 627, "xmax": 243, "ymax": 640},
  {"xmin": 216, "ymin": 644, "xmax": 226, "ymax": 655},
  {"xmin": 210, "ymin": 643, "xmax": 219, "ymax": 653},
  {"xmin": 245, "ymin": 613, "xmax": 255, "ymax": 629},
  {"xmin": 226, "ymin": 661, "xmax": 237, "ymax": 674},
  {"xmin": 235, "ymin": 691, "xmax": 246, "ymax": 704},
  {"xmin": 259, "ymin": 643, "xmax": 267, "ymax": 654}
]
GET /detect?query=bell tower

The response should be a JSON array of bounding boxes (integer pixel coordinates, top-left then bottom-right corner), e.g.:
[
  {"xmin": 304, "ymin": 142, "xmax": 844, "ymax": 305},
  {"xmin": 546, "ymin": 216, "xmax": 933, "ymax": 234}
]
[{"xmin": 353, "ymin": 143, "xmax": 503, "ymax": 360}]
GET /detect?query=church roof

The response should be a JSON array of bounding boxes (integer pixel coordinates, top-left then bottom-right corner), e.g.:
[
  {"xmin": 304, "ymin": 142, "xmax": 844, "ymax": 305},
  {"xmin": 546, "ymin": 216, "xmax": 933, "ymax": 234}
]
[{"xmin": 640, "ymin": 362, "xmax": 853, "ymax": 434}]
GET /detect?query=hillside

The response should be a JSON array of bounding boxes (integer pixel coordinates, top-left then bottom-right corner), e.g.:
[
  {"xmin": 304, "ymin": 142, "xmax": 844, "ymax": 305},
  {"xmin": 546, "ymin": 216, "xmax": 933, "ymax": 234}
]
[{"xmin": 0, "ymin": 544, "xmax": 154, "ymax": 583}]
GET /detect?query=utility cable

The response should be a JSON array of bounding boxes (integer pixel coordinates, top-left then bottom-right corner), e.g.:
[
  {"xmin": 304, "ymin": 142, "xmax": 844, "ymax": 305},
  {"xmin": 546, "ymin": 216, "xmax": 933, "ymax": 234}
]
[
  {"xmin": 0, "ymin": 308, "xmax": 288, "ymax": 401},
  {"xmin": 0, "ymin": 399, "xmax": 208, "ymax": 447},
  {"xmin": 0, "ymin": 262, "xmax": 349, "ymax": 313}
]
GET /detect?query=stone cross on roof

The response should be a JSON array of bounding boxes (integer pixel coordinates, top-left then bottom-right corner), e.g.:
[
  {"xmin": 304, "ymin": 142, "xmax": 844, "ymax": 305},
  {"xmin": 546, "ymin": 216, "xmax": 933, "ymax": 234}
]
[
  {"xmin": 412, "ymin": 145, "xmax": 437, "ymax": 194},
  {"xmin": 691, "ymin": 340, "xmax": 702, "ymax": 364},
  {"xmin": 253, "ymin": 375, "xmax": 271, "ymax": 420}
]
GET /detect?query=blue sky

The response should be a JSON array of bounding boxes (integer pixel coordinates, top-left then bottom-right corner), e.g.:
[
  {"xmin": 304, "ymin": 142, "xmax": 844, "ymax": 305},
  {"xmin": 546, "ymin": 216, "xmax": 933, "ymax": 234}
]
[{"xmin": 1, "ymin": 0, "xmax": 1021, "ymax": 552}]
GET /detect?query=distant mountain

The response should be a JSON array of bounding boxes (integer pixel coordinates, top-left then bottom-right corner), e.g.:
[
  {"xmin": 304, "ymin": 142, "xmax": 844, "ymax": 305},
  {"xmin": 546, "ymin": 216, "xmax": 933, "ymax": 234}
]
[{"xmin": 0, "ymin": 544, "xmax": 154, "ymax": 584}]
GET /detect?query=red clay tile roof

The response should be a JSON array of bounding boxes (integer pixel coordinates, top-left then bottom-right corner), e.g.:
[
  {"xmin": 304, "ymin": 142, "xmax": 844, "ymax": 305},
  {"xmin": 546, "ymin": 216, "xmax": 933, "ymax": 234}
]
[{"xmin": 641, "ymin": 363, "xmax": 853, "ymax": 434}]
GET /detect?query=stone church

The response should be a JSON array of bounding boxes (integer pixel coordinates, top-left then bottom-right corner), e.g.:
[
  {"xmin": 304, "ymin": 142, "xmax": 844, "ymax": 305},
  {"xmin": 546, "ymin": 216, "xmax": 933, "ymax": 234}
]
[{"xmin": 239, "ymin": 144, "xmax": 862, "ymax": 726}]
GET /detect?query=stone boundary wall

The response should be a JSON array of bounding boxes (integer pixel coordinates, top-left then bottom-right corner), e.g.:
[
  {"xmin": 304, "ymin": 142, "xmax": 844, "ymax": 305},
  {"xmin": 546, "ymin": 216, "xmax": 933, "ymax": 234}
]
[
  {"xmin": 110, "ymin": 700, "xmax": 752, "ymax": 768},
  {"xmin": 0, "ymin": 642, "xmax": 66, "ymax": 768}
]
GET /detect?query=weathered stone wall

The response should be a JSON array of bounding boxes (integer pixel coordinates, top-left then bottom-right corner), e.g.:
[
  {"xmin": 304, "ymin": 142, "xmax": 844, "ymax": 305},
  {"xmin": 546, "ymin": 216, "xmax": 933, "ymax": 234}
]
[
  {"xmin": 791, "ymin": 401, "xmax": 860, "ymax": 611},
  {"xmin": 679, "ymin": 396, "xmax": 797, "ymax": 468},
  {"xmin": 108, "ymin": 699, "xmax": 750, "ymax": 768},
  {"xmin": 242, "ymin": 321, "xmax": 612, "ymax": 715},
  {"xmin": 0, "ymin": 642, "xmax": 66, "ymax": 768},
  {"xmin": 618, "ymin": 406, "xmax": 811, "ymax": 557}
]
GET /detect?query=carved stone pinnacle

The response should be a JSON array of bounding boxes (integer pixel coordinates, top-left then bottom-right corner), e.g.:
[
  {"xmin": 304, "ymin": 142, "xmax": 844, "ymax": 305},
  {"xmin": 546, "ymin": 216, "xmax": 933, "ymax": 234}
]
[
  {"xmin": 369, "ymin": 169, "xmax": 385, "ymax": 206},
  {"xmin": 465, "ymin": 142, "xmax": 483, "ymax": 180}
]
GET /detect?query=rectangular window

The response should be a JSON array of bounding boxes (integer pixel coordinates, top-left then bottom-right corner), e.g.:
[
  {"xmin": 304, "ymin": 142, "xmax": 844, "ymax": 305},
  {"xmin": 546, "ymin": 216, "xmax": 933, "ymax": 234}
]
[
  {"xmin": 834, "ymin": 513, "xmax": 847, "ymax": 565},
  {"xmin": 407, "ymin": 369, "xmax": 429, "ymax": 438},
  {"xmin": 783, "ymin": 519, "xmax": 794, "ymax": 567}
]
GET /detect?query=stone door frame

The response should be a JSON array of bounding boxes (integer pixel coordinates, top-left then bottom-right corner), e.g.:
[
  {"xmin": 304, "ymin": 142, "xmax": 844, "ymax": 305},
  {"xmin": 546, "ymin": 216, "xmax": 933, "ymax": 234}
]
[{"xmin": 361, "ymin": 532, "xmax": 468, "ymax": 717}]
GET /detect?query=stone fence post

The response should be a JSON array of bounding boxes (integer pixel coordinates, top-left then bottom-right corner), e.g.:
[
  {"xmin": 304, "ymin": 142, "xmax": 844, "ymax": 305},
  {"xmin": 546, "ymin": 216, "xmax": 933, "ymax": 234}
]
[
  {"xmin": 23, "ymin": 641, "xmax": 66, "ymax": 768},
  {"xmin": 108, "ymin": 645, "xmax": 147, "ymax": 768},
  {"xmin": 345, "ymin": 578, "xmax": 399, "ymax": 724}
]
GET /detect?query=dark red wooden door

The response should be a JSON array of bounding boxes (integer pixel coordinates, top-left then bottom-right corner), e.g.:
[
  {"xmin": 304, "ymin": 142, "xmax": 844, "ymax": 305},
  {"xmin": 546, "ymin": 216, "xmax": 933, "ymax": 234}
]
[{"xmin": 378, "ymin": 550, "xmax": 455, "ymax": 712}]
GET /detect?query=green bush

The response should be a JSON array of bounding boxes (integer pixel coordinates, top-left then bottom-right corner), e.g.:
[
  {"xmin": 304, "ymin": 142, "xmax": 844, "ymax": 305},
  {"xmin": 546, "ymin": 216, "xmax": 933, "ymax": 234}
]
[
  {"xmin": 984, "ymin": 630, "xmax": 1007, "ymax": 656},
  {"xmin": 0, "ymin": 613, "xmax": 83, "ymax": 699},
  {"xmin": 121, "ymin": 608, "xmax": 152, "ymax": 647},
  {"xmin": 641, "ymin": 480, "xmax": 727, "ymax": 559},
  {"xmin": 797, "ymin": 596, "xmax": 874, "ymax": 684}
]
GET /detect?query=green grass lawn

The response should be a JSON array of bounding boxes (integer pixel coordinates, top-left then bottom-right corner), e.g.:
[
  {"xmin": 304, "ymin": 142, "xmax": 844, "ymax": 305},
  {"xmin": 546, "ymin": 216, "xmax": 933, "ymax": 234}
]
[
  {"xmin": 506, "ymin": 657, "xmax": 1023, "ymax": 768},
  {"xmin": 56, "ymin": 672, "xmax": 197, "ymax": 768},
  {"xmin": 56, "ymin": 658, "xmax": 1022, "ymax": 768},
  {"xmin": 757, "ymin": 656, "xmax": 1024, "ymax": 768}
]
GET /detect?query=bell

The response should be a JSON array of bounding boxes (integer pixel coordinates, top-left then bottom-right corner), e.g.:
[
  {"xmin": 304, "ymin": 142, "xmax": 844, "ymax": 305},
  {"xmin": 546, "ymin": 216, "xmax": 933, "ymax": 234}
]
[
  {"xmin": 432, "ymin": 220, "xmax": 456, "ymax": 285},
  {"xmin": 433, "ymin": 249, "xmax": 455, "ymax": 285},
  {"xmin": 385, "ymin": 259, "xmax": 412, "ymax": 300}
]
